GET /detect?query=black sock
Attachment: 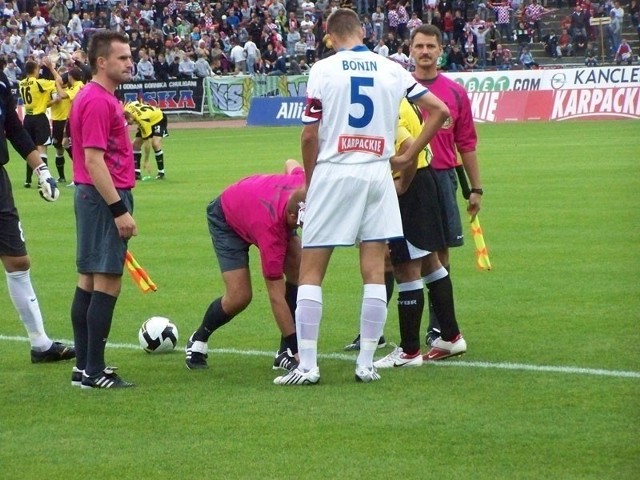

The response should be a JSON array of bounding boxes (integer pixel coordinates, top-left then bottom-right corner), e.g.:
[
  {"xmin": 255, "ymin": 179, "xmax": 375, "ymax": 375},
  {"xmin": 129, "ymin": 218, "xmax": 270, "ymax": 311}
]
[
  {"xmin": 70, "ymin": 287, "xmax": 92, "ymax": 371},
  {"xmin": 280, "ymin": 332, "xmax": 298, "ymax": 354},
  {"xmin": 193, "ymin": 297, "xmax": 234, "ymax": 342},
  {"xmin": 279, "ymin": 281, "xmax": 298, "ymax": 351},
  {"xmin": 397, "ymin": 287, "xmax": 424, "ymax": 355},
  {"xmin": 285, "ymin": 281, "xmax": 297, "ymax": 319},
  {"xmin": 426, "ymin": 275, "xmax": 459, "ymax": 341},
  {"xmin": 427, "ymin": 264, "xmax": 450, "ymax": 332},
  {"xmin": 154, "ymin": 149, "xmax": 164, "ymax": 172},
  {"xmin": 385, "ymin": 270, "xmax": 395, "ymax": 304},
  {"xmin": 134, "ymin": 151, "xmax": 141, "ymax": 177},
  {"xmin": 85, "ymin": 291, "xmax": 118, "ymax": 376},
  {"xmin": 65, "ymin": 147, "xmax": 73, "ymax": 161},
  {"xmin": 55, "ymin": 155, "xmax": 65, "ymax": 179},
  {"xmin": 26, "ymin": 165, "xmax": 33, "ymax": 184}
]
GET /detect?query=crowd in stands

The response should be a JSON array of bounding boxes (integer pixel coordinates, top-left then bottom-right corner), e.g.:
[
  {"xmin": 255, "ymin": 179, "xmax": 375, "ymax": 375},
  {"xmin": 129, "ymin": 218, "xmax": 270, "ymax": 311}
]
[{"xmin": 0, "ymin": 0, "xmax": 638, "ymax": 84}]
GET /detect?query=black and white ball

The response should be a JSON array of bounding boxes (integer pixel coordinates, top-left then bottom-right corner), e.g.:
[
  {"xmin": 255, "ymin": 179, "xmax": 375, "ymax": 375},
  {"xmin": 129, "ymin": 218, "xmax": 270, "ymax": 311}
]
[{"xmin": 139, "ymin": 316, "xmax": 179, "ymax": 353}]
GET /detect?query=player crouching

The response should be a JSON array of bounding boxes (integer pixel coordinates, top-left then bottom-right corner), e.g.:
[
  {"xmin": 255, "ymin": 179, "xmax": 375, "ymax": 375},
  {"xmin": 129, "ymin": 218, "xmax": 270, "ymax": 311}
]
[{"xmin": 123, "ymin": 100, "xmax": 168, "ymax": 180}]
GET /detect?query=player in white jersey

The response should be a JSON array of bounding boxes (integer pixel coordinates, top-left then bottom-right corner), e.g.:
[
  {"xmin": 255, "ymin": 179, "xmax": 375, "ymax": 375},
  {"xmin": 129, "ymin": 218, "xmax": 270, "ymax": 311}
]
[{"xmin": 274, "ymin": 8, "xmax": 449, "ymax": 386}]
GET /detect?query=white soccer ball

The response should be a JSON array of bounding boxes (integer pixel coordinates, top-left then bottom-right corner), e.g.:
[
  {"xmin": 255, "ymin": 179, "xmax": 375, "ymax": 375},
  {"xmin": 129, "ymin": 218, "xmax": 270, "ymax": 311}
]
[{"xmin": 138, "ymin": 316, "xmax": 179, "ymax": 354}]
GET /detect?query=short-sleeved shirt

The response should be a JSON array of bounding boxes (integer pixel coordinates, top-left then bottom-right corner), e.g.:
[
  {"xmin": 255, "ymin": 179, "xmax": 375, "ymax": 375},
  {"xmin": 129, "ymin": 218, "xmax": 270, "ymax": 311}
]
[
  {"xmin": 414, "ymin": 73, "xmax": 477, "ymax": 170},
  {"xmin": 220, "ymin": 167, "xmax": 304, "ymax": 280},
  {"xmin": 124, "ymin": 100, "xmax": 164, "ymax": 139},
  {"xmin": 18, "ymin": 76, "xmax": 56, "ymax": 115},
  {"xmin": 301, "ymin": 45, "xmax": 428, "ymax": 165},
  {"xmin": 50, "ymin": 80, "xmax": 84, "ymax": 121},
  {"xmin": 69, "ymin": 82, "xmax": 134, "ymax": 188}
]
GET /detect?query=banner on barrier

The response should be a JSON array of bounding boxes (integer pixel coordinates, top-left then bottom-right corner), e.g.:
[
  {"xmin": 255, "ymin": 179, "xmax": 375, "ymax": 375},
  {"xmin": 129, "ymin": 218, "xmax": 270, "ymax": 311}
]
[
  {"xmin": 205, "ymin": 75, "xmax": 308, "ymax": 118},
  {"xmin": 115, "ymin": 78, "xmax": 206, "ymax": 114},
  {"xmin": 246, "ymin": 97, "xmax": 305, "ymax": 126}
]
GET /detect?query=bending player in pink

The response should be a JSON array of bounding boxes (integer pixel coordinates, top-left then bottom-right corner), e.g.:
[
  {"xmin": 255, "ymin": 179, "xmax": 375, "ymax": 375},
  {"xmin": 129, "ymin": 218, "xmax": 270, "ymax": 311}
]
[{"xmin": 185, "ymin": 160, "xmax": 306, "ymax": 375}]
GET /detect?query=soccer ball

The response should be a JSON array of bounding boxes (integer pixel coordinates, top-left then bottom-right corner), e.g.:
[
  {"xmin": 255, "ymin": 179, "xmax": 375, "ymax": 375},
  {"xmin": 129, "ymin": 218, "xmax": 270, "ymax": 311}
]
[{"xmin": 138, "ymin": 316, "xmax": 179, "ymax": 354}]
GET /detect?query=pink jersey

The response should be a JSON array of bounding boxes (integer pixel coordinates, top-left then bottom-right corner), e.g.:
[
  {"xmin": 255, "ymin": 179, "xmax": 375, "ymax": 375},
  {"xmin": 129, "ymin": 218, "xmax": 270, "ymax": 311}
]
[
  {"xmin": 414, "ymin": 73, "xmax": 477, "ymax": 170},
  {"xmin": 69, "ymin": 82, "xmax": 135, "ymax": 188},
  {"xmin": 221, "ymin": 168, "xmax": 305, "ymax": 280}
]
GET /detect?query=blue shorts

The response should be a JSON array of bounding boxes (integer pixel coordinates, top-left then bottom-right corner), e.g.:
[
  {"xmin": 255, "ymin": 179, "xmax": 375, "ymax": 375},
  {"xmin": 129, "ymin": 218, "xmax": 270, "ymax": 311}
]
[
  {"xmin": 430, "ymin": 168, "xmax": 464, "ymax": 248},
  {"xmin": 74, "ymin": 184, "xmax": 133, "ymax": 275}
]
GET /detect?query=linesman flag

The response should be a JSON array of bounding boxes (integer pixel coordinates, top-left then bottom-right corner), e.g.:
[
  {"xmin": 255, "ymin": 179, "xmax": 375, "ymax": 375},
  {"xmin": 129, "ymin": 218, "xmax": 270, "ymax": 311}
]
[
  {"xmin": 125, "ymin": 250, "xmax": 157, "ymax": 293},
  {"xmin": 455, "ymin": 165, "xmax": 492, "ymax": 271}
]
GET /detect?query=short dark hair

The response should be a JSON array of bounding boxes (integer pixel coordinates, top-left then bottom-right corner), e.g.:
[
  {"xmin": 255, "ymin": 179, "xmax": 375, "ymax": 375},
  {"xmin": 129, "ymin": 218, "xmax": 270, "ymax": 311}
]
[
  {"xmin": 24, "ymin": 60, "xmax": 38, "ymax": 75},
  {"xmin": 68, "ymin": 68, "xmax": 84, "ymax": 81},
  {"xmin": 326, "ymin": 8, "xmax": 361, "ymax": 39},
  {"xmin": 87, "ymin": 31, "xmax": 129, "ymax": 74},
  {"xmin": 410, "ymin": 24, "xmax": 443, "ymax": 46}
]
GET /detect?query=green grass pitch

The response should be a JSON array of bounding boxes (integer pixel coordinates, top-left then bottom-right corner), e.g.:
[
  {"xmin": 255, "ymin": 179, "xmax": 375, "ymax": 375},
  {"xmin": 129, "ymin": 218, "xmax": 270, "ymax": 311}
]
[{"xmin": 0, "ymin": 120, "xmax": 638, "ymax": 479}]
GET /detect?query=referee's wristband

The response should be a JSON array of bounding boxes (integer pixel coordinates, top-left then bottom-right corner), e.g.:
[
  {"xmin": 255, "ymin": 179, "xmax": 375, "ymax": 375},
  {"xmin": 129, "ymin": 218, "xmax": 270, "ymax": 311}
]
[
  {"xmin": 108, "ymin": 199, "xmax": 128, "ymax": 218},
  {"xmin": 470, "ymin": 188, "xmax": 484, "ymax": 196}
]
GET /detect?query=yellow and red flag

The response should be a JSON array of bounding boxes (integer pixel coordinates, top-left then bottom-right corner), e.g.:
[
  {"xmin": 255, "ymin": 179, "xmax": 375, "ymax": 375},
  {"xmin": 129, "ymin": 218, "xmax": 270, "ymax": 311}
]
[
  {"xmin": 125, "ymin": 250, "xmax": 157, "ymax": 293},
  {"xmin": 470, "ymin": 216, "xmax": 491, "ymax": 271}
]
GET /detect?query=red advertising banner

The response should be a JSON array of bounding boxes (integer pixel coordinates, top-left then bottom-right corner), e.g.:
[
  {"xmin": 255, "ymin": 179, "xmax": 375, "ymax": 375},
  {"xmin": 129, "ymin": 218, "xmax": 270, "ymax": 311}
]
[{"xmin": 444, "ymin": 66, "xmax": 640, "ymax": 122}]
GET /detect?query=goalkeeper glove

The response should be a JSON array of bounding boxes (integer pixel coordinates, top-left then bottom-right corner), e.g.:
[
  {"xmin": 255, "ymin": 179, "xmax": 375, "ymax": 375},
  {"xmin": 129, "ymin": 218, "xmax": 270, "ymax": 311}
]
[{"xmin": 35, "ymin": 164, "xmax": 60, "ymax": 202}]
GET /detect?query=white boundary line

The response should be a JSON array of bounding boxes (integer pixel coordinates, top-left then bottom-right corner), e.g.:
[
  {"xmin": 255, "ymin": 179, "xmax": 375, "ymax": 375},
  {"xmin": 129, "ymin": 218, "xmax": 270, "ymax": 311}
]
[{"xmin": 3, "ymin": 334, "xmax": 639, "ymax": 379}]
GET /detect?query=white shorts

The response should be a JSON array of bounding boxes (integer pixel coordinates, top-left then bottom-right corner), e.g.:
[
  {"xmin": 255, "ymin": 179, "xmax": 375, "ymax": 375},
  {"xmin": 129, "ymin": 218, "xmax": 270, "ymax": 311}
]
[{"xmin": 301, "ymin": 161, "xmax": 403, "ymax": 248}]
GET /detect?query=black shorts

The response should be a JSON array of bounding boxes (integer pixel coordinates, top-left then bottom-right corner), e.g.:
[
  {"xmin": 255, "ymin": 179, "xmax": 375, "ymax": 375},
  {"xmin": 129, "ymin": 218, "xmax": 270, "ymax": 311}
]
[
  {"xmin": 430, "ymin": 168, "xmax": 464, "ymax": 248},
  {"xmin": 51, "ymin": 119, "xmax": 66, "ymax": 146},
  {"xmin": 206, "ymin": 196, "xmax": 250, "ymax": 273},
  {"xmin": 388, "ymin": 167, "xmax": 447, "ymax": 266},
  {"xmin": 23, "ymin": 113, "xmax": 52, "ymax": 146},
  {"xmin": 74, "ymin": 184, "xmax": 133, "ymax": 275},
  {"xmin": 0, "ymin": 166, "xmax": 27, "ymax": 256},
  {"xmin": 135, "ymin": 113, "xmax": 169, "ymax": 139}
]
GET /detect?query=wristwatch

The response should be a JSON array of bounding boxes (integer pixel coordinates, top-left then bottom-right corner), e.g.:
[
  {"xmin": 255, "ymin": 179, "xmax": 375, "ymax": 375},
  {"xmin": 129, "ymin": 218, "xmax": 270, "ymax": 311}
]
[{"xmin": 470, "ymin": 188, "xmax": 484, "ymax": 195}]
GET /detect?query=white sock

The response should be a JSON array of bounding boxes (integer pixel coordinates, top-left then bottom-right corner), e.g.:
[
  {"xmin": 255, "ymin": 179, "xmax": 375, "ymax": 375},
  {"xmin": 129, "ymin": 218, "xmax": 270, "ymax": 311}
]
[
  {"xmin": 296, "ymin": 285, "xmax": 322, "ymax": 372},
  {"xmin": 356, "ymin": 284, "xmax": 387, "ymax": 368},
  {"xmin": 6, "ymin": 270, "xmax": 52, "ymax": 351}
]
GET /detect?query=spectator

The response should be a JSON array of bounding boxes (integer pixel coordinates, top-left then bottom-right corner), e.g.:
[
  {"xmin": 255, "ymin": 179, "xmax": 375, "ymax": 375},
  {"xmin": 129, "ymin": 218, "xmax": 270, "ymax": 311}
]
[
  {"xmin": 389, "ymin": 43, "xmax": 409, "ymax": 67},
  {"xmin": 262, "ymin": 42, "xmax": 278, "ymax": 73},
  {"xmin": 194, "ymin": 49, "xmax": 213, "ymax": 77},
  {"xmin": 3, "ymin": 59, "xmax": 21, "ymax": 86},
  {"xmin": 584, "ymin": 41, "xmax": 598, "ymax": 66},
  {"xmin": 464, "ymin": 51, "xmax": 478, "ymax": 70},
  {"xmin": 61, "ymin": 33, "xmax": 81, "ymax": 54},
  {"xmin": 372, "ymin": 6, "xmax": 384, "ymax": 42},
  {"xmin": 294, "ymin": 36, "xmax": 308, "ymax": 59},
  {"xmin": 558, "ymin": 28, "xmax": 573, "ymax": 57},
  {"xmin": 229, "ymin": 38, "xmax": 247, "ymax": 73},
  {"xmin": 543, "ymin": 31, "xmax": 559, "ymax": 57},
  {"xmin": 570, "ymin": 5, "xmax": 588, "ymax": 40},
  {"xmin": 244, "ymin": 38, "xmax": 259, "ymax": 75},
  {"xmin": 304, "ymin": 30, "xmax": 316, "ymax": 64},
  {"xmin": 447, "ymin": 43, "xmax": 465, "ymax": 70},
  {"xmin": 137, "ymin": 49, "xmax": 155, "ymax": 80},
  {"xmin": 268, "ymin": 51, "xmax": 288, "ymax": 75},
  {"xmin": 49, "ymin": 0, "xmax": 69, "ymax": 26},
  {"xmin": 67, "ymin": 13, "xmax": 83, "ymax": 39},
  {"xmin": 300, "ymin": 13, "xmax": 314, "ymax": 34},
  {"xmin": 492, "ymin": 1, "xmax": 513, "ymax": 39},
  {"xmin": 614, "ymin": 38, "xmax": 633, "ymax": 64},
  {"xmin": 178, "ymin": 52, "xmax": 196, "ymax": 78},
  {"xmin": 286, "ymin": 26, "xmax": 300, "ymax": 56},
  {"xmin": 153, "ymin": 52, "xmax": 171, "ymax": 81},
  {"xmin": 519, "ymin": 45, "xmax": 539, "ymax": 68},
  {"xmin": 374, "ymin": 38, "xmax": 389, "ymax": 56},
  {"xmin": 30, "ymin": 10, "xmax": 48, "ymax": 37},
  {"xmin": 407, "ymin": 11, "xmax": 423, "ymax": 37}
]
